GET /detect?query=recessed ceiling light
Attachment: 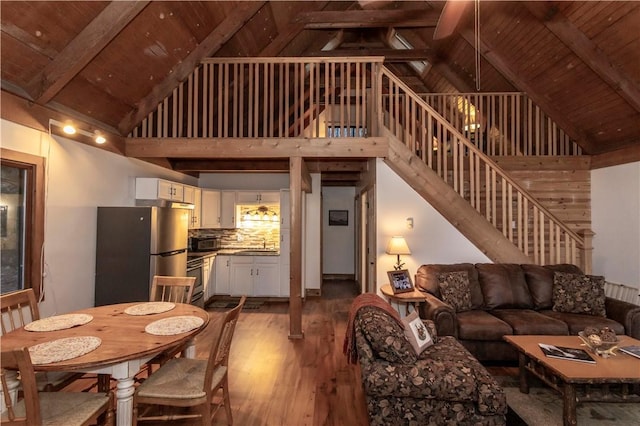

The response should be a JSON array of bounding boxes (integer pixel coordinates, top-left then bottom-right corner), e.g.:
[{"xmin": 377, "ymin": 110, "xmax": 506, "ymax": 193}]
[
  {"xmin": 94, "ymin": 132, "xmax": 106, "ymax": 144},
  {"xmin": 63, "ymin": 124, "xmax": 76, "ymax": 135}
]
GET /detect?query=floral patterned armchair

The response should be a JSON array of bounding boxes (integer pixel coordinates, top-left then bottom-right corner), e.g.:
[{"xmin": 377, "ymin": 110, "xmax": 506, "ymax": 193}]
[{"xmin": 353, "ymin": 305, "xmax": 507, "ymax": 426}]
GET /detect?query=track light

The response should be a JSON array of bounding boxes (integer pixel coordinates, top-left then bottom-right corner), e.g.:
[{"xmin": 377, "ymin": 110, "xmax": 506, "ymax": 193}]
[{"xmin": 49, "ymin": 119, "xmax": 107, "ymax": 145}]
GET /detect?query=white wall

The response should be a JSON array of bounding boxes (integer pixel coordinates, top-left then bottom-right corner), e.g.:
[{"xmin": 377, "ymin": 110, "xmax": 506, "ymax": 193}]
[
  {"xmin": 375, "ymin": 160, "xmax": 490, "ymax": 292},
  {"xmin": 305, "ymin": 174, "xmax": 322, "ymax": 289},
  {"xmin": 592, "ymin": 161, "xmax": 640, "ymax": 289},
  {"xmin": 1, "ymin": 120, "xmax": 197, "ymax": 316},
  {"xmin": 322, "ymin": 186, "xmax": 356, "ymax": 274}
]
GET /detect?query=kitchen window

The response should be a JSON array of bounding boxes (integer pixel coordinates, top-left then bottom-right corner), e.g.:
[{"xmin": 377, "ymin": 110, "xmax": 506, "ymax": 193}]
[{"xmin": 0, "ymin": 149, "xmax": 44, "ymax": 297}]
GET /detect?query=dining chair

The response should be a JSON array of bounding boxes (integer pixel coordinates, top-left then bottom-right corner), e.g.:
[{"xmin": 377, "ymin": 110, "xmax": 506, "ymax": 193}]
[
  {"xmin": 1, "ymin": 347, "xmax": 115, "ymax": 425},
  {"xmin": 144, "ymin": 276, "xmax": 197, "ymax": 374},
  {"xmin": 132, "ymin": 295, "xmax": 246, "ymax": 425},
  {"xmin": 0, "ymin": 289, "xmax": 82, "ymax": 392},
  {"xmin": 150, "ymin": 275, "xmax": 196, "ymax": 304}
]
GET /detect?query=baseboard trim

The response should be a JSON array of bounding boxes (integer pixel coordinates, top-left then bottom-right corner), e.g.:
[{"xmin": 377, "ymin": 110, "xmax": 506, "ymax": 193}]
[{"xmin": 306, "ymin": 288, "xmax": 321, "ymax": 297}]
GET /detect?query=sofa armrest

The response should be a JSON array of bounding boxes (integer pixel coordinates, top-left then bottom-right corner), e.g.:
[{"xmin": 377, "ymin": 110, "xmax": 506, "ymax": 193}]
[
  {"xmin": 605, "ymin": 297, "xmax": 640, "ymax": 339},
  {"xmin": 419, "ymin": 293, "xmax": 458, "ymax": 338}
]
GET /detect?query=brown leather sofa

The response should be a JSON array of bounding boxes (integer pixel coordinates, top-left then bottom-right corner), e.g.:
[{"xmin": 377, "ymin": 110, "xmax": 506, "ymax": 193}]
[{"xmin": 416, "ymin": 263, "xmax": 640, "ymax": 362}]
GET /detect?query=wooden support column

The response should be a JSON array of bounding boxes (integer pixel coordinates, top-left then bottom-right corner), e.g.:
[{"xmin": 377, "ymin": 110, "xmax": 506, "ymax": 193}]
[{"xmin": 289, "ymin": 156, "xmax": 305, "ymax": 339}]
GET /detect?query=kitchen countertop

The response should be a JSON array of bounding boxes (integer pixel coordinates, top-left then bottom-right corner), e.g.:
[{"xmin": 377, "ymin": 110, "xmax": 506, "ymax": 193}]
[{"xmin": 187, "ymin": 248, "xmax": 280, "ymax": 258}]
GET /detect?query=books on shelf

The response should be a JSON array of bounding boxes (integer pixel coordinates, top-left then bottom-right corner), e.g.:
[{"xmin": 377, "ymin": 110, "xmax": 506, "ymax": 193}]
[
  {"xmin": 538, "ymin": 343, "xmax": 596, "ymax": 364},
  {"xmin": 619, "ymin": 345, "xmax": 640, "ymax": 359}
]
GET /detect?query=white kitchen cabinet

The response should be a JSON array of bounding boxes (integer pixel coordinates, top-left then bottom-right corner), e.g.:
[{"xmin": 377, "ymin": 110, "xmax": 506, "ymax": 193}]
[
  {"xmin": 188, "ymin": 187, "xmax": 201, "ymax": 229},
  {"xmin": 280, "ymin": 189, "xmax": 290, "ymax": 228},
  {"xmin": 253, "ymin": 257, "xmax": 280, "ymax": 296},
  {"xmin": 135, "ymin": 178, "xmax": 184, "ymax": 202},
  {"xmin": 201, "ymin": 189, "xmax": 221, "ymax": 228},
  {"xmin": 229, "ymin": 256, "xmax": 253, "ymax": 296},
  {"xmin": 220, "ymin": 191, "xmax": 236, "ymax": 228},
  {"xmin": 229, "ymin": 255, "xmax": 280, "ymax": 297},
  {"xmin": 235, "ymin": 191, "xmax": 280, "ymax": 204},
  {"xmin": 214, "ymin": 255, "xmax": 231, "ymax": 295}
]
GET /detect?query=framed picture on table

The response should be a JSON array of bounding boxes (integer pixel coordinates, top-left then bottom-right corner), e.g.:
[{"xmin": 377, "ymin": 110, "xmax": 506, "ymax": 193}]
[{"xmin": 387, "ymin": 269, "xmax": 414, "ymax": 294}]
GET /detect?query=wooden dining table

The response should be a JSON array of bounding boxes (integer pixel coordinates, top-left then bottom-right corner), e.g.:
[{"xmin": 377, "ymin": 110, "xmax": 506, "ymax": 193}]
[{"xmin": 0, "ymin": 302, "xmax": 210, "ymax": 426}]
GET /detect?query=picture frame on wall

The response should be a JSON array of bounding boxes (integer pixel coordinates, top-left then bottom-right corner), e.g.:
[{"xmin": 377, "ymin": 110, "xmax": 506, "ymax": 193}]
[
  {"xmin": 328, "ymin": 210, "xmax": 348, "ymax": 226},
  {"xmin": 387, "ymin": 269, "xmax": 414, "ymax": 294}
]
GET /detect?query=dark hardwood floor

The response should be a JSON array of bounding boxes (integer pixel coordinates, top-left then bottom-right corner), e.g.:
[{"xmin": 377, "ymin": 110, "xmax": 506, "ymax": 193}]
[{"xmin": 68, "ymin": 280, "xmax": 516, "ymax": 425}]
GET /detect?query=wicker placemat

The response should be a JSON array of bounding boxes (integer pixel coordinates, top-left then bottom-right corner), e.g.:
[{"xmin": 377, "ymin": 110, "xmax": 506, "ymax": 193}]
[
  {"xmin": 24, "ymin": 313, "xmax": 93, "ymax": 332},
  {"xmin": 28, "ymin": 336, "xmax": 102, "ymax": 365},
  {"xmin": 145, "ymin": 315, "xmax": 205, "ymax": 336},
  {"xmin": 124, "ymin": 302, "xmax": 176, "ymax": 316}
]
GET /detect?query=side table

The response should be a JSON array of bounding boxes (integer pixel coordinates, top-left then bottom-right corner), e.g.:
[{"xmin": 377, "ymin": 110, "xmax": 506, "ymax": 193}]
[{"xmin": 380, "ymin": 284, "xmax": 428, "ymax": 316}]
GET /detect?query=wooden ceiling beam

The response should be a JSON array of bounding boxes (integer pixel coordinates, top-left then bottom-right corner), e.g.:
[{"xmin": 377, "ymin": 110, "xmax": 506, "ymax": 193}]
[
  {"xmin": 306, "ymin": 48, "xmax": 434, "ymax": 61},
  {"xmin": 305, "ymin": 160, "xmax": 368, "ymax": 173},
  {"xmin": 173, "ymin": 159, "xmax": 290, "ymax": 172},
  {"xmin": 459, "ymin": 29, "xmax": 596, "ymax": 154},
  {"xmin": 31, "ymin": 1, "xmax": 150, "ymax": 105},
  {"xmin": 293, "ymin": 10, "xmax": 440, "ymax": 29},
  {"xmin": 590, "ymin": 144, "xmax": 640, "ymax": 169},
  {"xmin": 118, "ymin": 1, "xmax": 266, "ymax": 135},
  {"xmin": 126, "ymin": 137, "xmax": 389, "ymax": 159},
  {"xmin": 523, "ymin": 2, "xmax": 640, "ymax": 113}
]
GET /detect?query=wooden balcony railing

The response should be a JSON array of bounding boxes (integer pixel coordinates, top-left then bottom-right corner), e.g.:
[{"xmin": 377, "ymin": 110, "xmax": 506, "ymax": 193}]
[
  {"xmin": 421, "ymin": 92, "xmax": 583, "ymax": 156},
  {"xmin": 129, "ymin": 57, "xmax": 383, "ymax": 139},
  {"xmin": 379, "ymin": 66, "xmax": 587, "ymax": 267}
]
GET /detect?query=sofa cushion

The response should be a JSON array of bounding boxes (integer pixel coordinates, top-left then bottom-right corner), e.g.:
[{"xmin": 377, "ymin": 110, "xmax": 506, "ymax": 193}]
[
  {"xmin": 356, "ymin": 306, "xmax": 417, "ymax": 364},
  {"xmin": 522, "ymin": 264, "xmax": 555, "ymax": 310},
  {"xmin": 415, "ymin": 264, "xmax": 484, "ymax": 309},
  {"xmin": 491, "ymin": 309, "xmax": 569, "ymax": 335},
  {"xmin": 552, "ymin": 272, "xmax": 607, "ymax": 317},
  {"xmin": 457, "ymin": 310, "xmax": 513, "ymax": 341},
  {"xmin": 540, "ymin": 310, "xmax": 625, "ymax": 336},
  {"xmin": 401, "ymin": 311, "xmax": 434, "ymax": 355},
  {"xmin": 476, "ymin": 264, "xmax": 533, "ymax": 309},
  {"xmin": 436, "ymin": 271, "xmax": 473, "ymax": 312}
]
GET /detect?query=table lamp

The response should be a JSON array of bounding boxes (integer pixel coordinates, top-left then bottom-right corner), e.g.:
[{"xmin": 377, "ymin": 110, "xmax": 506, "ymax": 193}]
[{"xmin": 386, "ymin": 236, "xmax": 411, "ymax": 270}]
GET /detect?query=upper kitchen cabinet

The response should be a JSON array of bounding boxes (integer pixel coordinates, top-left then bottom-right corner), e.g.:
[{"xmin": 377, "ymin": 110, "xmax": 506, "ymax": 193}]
[
  {"xmin": 136, "ymin": 178, "xmax": 185, "ymax": 202},
  {"xmin": 280, "ymin": 190, "xmax": 290, "ymax": 229},
  {"xmin": 200, "ymin": 189, "xmax": 221, "ymax": 228},
  {"xmin": 220, "ymin": 191, "xmax": 236, "ymax": 228},
  {"xmin": 187, "ymin": 187, "xmax": 202, "ymax": 229},
  {"xmin": 235, "ymin": 191, "xmax": 280, "ymax": 204}
]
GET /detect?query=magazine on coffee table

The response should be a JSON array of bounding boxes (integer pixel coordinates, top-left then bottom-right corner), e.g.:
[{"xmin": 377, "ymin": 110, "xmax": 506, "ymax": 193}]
[
  {"xmin": 619, "ymin": 345, "xmax": 640, "ymax": 359},
  {"xmin": 538, "ymin": 343, "xmax": 596, "ymax": 364}
]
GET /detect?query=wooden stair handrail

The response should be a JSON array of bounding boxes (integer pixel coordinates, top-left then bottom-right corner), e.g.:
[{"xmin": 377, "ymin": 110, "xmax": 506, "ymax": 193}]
[{"xmin": 379, "ymin": 65, "xmax": 584, "ymax": 248}]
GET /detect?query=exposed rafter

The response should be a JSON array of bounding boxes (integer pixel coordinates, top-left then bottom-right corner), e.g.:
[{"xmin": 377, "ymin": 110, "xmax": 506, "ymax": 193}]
[
  {"xmin": 118, "ymin": 1, "xmax": 266, "ymax": 135},
  {"xmin": 306, "ymin": 48, "xmax": 433, "ymax": 60},
  {"xmin": 523, "ymin": 2, "xmax": 640, "ymax": 113},
  {"xmin": 30, "ymin": 1, "xmax": 149, "ymax": 105},
  {"xmin": 293, "ymin": 9, "xmax": 440, "ymax": 29}
]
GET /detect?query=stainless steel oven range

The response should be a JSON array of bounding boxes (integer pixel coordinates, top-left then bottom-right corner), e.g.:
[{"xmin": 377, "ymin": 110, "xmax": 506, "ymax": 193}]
[{"xmin": 186, "ymin": 257, "xmax": 205, "ymax": 308}]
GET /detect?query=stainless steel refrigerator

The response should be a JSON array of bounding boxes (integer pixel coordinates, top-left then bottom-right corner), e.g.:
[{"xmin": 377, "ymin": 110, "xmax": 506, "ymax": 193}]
[{"xmin": 95, "ymin": 206, "xmax": 189, "ymax": 306}]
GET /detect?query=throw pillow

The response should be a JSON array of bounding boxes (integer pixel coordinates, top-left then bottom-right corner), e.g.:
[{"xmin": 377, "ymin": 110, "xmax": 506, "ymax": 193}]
[
  {"xmin": 401, "ymin": 311, "xmax": 434, "ymax": 355},
  {"xmin": 552, "ymin": 272, "xmax": 606, "ymax": 317},
  {"xmin": 436, "ymin": 271, "xmax": 473, "ymax": 312}
]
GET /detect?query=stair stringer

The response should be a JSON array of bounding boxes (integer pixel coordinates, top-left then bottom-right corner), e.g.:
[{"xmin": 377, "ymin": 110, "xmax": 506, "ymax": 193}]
[{"xmin": 385, "ymin": 135, "xmax": 531, "ymax": 264}]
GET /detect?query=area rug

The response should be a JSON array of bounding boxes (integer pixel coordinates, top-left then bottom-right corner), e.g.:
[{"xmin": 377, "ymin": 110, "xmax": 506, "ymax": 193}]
[{"xmin": 503, "ymin": 384, "xmax": 640, "ymax": 425}]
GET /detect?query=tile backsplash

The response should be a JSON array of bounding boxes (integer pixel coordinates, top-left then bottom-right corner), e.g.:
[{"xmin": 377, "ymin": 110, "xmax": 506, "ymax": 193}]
[{"xmin": 190, "ymin": 223, "xmax": 280, "ymax": 250}]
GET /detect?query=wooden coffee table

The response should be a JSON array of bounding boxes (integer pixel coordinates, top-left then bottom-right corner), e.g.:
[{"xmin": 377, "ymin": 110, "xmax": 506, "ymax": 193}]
[{"xmin": 505, "ymin": 335, "xmax": 640, "ymax": 426}]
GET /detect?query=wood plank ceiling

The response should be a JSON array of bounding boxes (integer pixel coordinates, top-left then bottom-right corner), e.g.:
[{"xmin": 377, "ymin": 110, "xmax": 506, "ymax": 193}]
[{"xmin": 1, "ymin": 1, "xmax": 638, "ymax": 183}]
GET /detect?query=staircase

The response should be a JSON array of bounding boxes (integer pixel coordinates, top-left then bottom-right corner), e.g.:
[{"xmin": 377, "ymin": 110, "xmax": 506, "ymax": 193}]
[
  {"xmin": 128, "ymin": 57, "xmax": 591, "ymax": 271},
  {"xmin": 378, "ymin": 66, "xmax": 590, "ymax": 270}
]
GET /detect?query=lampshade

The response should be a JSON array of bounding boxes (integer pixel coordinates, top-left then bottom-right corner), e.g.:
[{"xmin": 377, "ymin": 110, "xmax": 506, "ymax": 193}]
[{"xmin": 386, "ymin": 236, "xmax": 411, "ymax": 255}]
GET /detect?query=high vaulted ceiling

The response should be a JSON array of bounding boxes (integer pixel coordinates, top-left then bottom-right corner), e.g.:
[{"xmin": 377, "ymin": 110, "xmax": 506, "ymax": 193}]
[{"xmin": 2, "ymin": 1, "xmax": 639, "ymax": 164}]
